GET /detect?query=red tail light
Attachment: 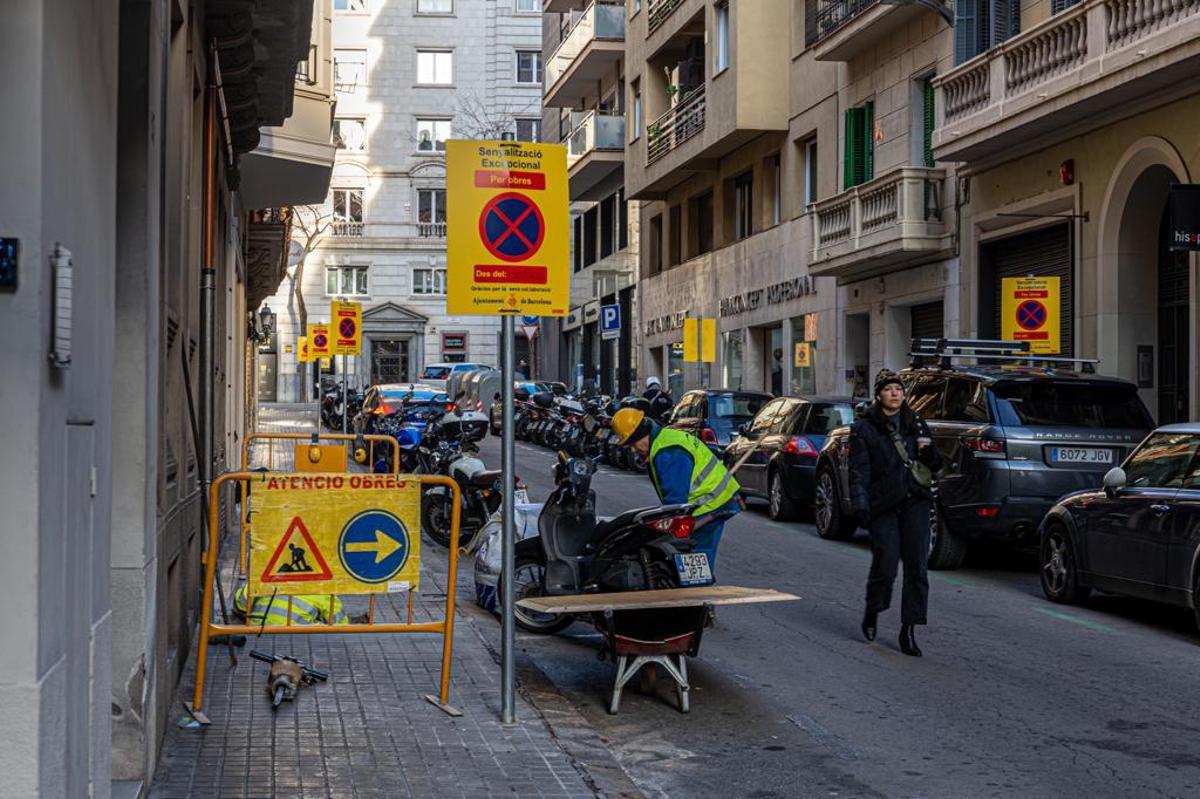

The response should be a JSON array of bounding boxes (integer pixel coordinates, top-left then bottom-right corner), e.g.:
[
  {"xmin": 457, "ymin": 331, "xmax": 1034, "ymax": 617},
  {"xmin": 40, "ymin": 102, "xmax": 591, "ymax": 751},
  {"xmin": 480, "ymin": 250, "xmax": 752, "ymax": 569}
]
[
  {"xmin": 782, "ymin": 436, "xmax": 819, "ymax": 457},
  {"xmin": 445, "ymin": 403, "xmax": 456, "ymax": 412},
  {"xmin": 373, "ymin": 403, "xmax": 394, "ymax": 415},
  {"xmin": 700, "ymin": 428, "xmax": 719, "ymax": 445},
  {"xmin": 975, "ymin": 506, "xmax": 1000, "ymax": 518},
  {"xmin": 642, "ymin": 515, "xmax": 696, "ymax": 539},
  {"xmin": 963, "ymin": 437, "xmax": 1005, "ymax": 457}
]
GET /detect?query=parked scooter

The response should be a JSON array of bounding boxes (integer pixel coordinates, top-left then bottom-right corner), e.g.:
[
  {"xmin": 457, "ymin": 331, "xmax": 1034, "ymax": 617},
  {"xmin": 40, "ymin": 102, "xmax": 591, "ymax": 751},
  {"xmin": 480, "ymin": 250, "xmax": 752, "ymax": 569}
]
[{"xmin": 500, "ymin": 454, "xmax": 708, "ymax": 634}]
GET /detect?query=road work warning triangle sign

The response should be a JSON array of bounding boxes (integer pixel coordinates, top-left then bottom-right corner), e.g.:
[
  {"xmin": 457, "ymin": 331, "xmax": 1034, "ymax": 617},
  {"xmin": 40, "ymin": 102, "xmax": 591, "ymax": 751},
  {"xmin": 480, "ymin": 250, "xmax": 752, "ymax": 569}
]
[{"xmin": 261, "ymin": 516, "xmax": 334, "ymax": 583}]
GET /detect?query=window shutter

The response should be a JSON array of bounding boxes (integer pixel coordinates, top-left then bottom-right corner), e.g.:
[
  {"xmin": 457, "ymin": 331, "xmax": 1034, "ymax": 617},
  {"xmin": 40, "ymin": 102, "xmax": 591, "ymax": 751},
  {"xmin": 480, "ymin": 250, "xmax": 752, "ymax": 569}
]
[
  {"xmin": 843, "ymin": 108, "xmax": 865, "ymax": 189},
  {"xmin": 953, "ymin": 0, "xmax": 978, "ymax": 64},
  {"xmin": 990, "ymin": 0, "xmax": 1019, "ymax": 47},
  {"xmin": 863, "ymin": 100, "xmax": 874, "ymax": 182},
  {"xmin": 922, "ymin": 78, "xmax": 935, "ymax": 168}
]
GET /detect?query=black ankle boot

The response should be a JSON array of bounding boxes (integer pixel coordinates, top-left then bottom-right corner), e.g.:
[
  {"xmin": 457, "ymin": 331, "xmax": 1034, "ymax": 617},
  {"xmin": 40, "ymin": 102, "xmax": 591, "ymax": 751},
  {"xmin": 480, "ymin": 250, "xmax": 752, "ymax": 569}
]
[
  {"xmin": 899, "ymin": 624, "xmax": 922, "ymax": 657},
  {"xmin": 861, "ymin": 611, "xmax": 877, "ymax": 642}
]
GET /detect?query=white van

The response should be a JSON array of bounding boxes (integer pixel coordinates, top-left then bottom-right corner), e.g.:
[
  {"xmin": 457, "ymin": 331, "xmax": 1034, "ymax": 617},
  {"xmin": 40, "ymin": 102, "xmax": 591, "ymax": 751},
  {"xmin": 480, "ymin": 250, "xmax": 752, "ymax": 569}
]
[{"xmin": 419, "ymin": 362, "xmax": 494, "ymax": 392}]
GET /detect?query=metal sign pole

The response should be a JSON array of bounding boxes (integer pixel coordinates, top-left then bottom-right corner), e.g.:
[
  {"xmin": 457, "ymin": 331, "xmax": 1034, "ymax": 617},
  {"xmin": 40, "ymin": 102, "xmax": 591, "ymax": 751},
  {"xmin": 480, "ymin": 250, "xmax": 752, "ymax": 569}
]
[
  {"xmin": 501, "ymin": 314, "xmax": 517, "ymax": 724},
  {"xmin": 342, "ymin": 354, "xmax": 348, "ymax": 433}
]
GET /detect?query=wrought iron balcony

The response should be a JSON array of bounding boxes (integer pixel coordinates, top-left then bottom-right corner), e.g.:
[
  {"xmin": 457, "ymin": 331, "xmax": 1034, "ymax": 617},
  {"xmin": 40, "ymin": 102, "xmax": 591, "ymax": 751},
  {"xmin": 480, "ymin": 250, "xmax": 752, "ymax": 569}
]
[
  {"xmin": 646, "ymin": 85, "xmax": 706, "ymax": 164},
  {"xmin": 810, "ymin": 167, "xmax": 951, "ymax": 282},
  {"xmin": 934, "ymin": 0, "xmax": 1200, "ymax": 162},
  {"xmin": 647, "ymin": 0, "xmax": 685, "ymax": 34}
]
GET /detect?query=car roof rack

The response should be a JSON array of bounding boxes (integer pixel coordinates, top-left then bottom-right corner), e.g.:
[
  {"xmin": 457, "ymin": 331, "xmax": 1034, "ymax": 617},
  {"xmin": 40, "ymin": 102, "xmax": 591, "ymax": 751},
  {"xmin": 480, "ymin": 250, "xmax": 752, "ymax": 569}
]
[{"xmin": 909, "ymin": 338, "xmax": 1099, "ymax": 374}]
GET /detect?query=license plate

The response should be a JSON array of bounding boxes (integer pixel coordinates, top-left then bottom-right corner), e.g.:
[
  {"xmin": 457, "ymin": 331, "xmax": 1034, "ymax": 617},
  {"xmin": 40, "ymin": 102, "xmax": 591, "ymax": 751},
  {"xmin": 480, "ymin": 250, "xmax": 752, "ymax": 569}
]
[
  {"xmin": 515, "ymin": 488, "xmax": 529, "ymax": 505},
  {"xmin": 1050, "ymin": 447, "xmax": 1113, "ymax": 464},
  {"xmin": 674, "ymin": 553, "xmax": 714, "ymax": 586}
]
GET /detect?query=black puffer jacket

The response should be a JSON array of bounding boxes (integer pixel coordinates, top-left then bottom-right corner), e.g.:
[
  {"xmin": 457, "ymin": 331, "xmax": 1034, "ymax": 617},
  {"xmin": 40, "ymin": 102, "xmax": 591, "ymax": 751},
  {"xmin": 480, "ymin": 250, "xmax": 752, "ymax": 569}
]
[{"xmin": 848, "ymin": 403, "xmax": 942, "ymax": 519}]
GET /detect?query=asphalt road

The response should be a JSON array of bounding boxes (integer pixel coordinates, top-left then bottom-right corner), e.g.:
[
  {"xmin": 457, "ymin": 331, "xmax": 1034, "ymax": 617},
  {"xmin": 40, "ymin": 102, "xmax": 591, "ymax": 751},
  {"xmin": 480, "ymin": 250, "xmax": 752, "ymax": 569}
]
[{"xmin": 474, "ymin": 434, "xmax": 1200, "ymax": 799}]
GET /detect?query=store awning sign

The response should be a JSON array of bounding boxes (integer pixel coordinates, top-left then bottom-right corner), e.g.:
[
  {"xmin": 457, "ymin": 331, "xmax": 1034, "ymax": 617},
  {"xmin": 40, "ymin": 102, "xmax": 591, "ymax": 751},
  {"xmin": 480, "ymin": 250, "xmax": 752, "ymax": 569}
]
[{"xmin": 1169, "ymin": 185, "xmax": 1200, "ymax": 251}]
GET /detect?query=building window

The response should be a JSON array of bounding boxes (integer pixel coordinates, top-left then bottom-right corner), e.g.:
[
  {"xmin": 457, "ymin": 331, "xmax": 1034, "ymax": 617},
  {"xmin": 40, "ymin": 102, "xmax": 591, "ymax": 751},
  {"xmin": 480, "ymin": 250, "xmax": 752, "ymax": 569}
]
[
  {"xmin": 334, "ymin": 50, "xmax": 367, "ymax": 93},
  {"xmin": 515, "ymin": 0, "xmax": 538, "ymax": 10},
  {"xmin": 734, "ymin": 171, "xmax": 753, "ymax": 241},
  {"xmin": 417, "ymin": 50, "xmax": 453, "ymax": 85},
  {"xmin": 334, "ymin": 118, "xmax": 367, "ymax": 151},
  {"xmin": 417, "ymin": 118, "xmax": 452, "ymax": 151},
  {"xmin": 325, "ymin": 266, "xmax": 368, "ymax": 296},
  {"xmin": 334, "ymin": 0, "xmax": 366, "ymax": 12},
  {"xmin": 418, "ymin": 189, "xmax": 447, "ymax": 237},
  {"xmin": 953, "ymin": 0, "xmax": 1020, "ymax": 65},
  {"xmin": 416, "ymin": 0, "xmax": 452, "ymax": 12},
  {"xmin": 516, "ymin": 50, "xmax": 542, "ymax": 85},
  {"xmin": 768, "ymin": 154, "xmax": 782, "ymax": 226},
  {"xmin": 803, "ymin": 137, "xmax": 818, "ymax": 207},
  {"xmin": 648, "ymin": 214, "xmax": 663, "ymax": 276},
  {"xmin": 632, "ymin": 0, "xmax": 641, "ymax": 13},
  {"xmin": 515, "ymin": 118, "xmax": 542, "ymax": 142},
  {"xmin": 920, "ymin": 77, "xmax": 935, "ymax": 168},
  {"xmin": 689, "ymin": 191, "xmax": 714, "ymax": 257},
  {"xmin": 668, "ymin": 204, "xmax": 682, "ymax": 267},
  {"xmin": 843, "ymin": 101, "xmax": 874, "ymax": 190},
  {"xmin": 631, "ymin": 81, "xmax": 643, "ymax": 142},
  {"xmin": 412, "ymin": 267, "xmax": 447, "ymax": 295},
  {"xmin": 331, "ymin": 188, "xmax": 364, "ymax": 236},
  {"xmin": 715, "ymin": 2, "xmax": 730, "ymax": 73}
]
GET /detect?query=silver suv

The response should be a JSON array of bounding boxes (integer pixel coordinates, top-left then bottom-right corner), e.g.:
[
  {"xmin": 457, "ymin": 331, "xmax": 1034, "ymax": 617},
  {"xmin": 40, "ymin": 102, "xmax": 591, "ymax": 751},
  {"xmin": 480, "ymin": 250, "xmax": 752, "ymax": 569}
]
[{"xmin": 814, "ymin": 345, "xmax": 1154, "ymax": 569}]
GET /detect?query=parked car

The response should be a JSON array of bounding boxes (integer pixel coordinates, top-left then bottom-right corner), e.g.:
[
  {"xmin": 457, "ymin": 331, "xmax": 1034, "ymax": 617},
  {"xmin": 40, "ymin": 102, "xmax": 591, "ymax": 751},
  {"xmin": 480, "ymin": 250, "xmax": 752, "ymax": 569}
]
[
  {"xmin": 667, "ymin": 389, "xmax": 773, "ymax": 453},
  {"xmin": 813, "ymin": 355, "xmax": 1154, "ymax": 569},
  {"xmin": 353, "ymin": 383, "xmax": 448, "ymax": 435},
  {"xmin": 419, "ymin": 362, "xmax": 494, "ymax": 392},
  {"xmin": 1039, "ymin": 424, "xmax": 1200, "ymax": 631},
  {"xmin": 723, "ymin": 396, "xmax": 858, "ymax": 521}
]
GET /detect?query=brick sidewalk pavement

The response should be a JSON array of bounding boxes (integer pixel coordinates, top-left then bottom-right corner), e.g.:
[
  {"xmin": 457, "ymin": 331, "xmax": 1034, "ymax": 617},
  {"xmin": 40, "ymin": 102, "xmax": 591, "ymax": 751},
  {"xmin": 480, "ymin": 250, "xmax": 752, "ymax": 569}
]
[{"xmin": 148, "ymin": 406, "xmax": 640, "ymax": 799}]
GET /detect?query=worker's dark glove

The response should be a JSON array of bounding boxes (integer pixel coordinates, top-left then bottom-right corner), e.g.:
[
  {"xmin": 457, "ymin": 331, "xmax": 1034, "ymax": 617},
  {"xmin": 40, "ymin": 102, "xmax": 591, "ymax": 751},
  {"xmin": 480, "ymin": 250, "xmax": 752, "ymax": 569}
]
[{"xmin": 855, "ymin": 510, "xmax": 871, "ymax": 530}]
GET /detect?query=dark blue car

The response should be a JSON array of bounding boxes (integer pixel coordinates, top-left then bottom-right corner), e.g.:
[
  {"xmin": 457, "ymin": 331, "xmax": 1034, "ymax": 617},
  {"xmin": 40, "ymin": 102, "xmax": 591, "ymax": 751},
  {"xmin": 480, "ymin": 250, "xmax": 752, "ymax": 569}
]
[{"xmin": 722, "ymin": 396, "xmax": 858, "ymax": 521}]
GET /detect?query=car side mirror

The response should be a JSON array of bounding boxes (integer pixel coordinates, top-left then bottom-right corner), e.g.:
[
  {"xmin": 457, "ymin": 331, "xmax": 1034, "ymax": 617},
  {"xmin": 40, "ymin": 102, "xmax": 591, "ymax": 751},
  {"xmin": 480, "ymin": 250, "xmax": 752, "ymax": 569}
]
[{"xmin": 1103, "ymin": 467, "xmax": 1127, "ymax": 496}]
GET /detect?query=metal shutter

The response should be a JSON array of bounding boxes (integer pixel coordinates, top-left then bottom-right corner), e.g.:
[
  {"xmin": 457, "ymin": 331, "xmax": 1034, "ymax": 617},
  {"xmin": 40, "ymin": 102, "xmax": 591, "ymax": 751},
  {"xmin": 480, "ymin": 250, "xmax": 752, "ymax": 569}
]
[
  {"xmin": 911, "ymin": 301, "xmax": 945, "ymax": 340},
  {"xmin": 985, "ymin": 223, "xmax": 1073, "ymax": 355}
]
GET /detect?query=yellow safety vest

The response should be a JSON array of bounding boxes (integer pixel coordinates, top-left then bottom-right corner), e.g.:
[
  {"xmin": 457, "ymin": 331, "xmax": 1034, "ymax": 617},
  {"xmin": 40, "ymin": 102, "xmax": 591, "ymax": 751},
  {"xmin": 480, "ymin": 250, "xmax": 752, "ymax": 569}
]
[
  {"xmin": 648, "ymin": 428, "xmax": 741, "ymax": 517},
  {"xmin": 233, "ymin": 584, "xmax": 348, "ymax": 626}
]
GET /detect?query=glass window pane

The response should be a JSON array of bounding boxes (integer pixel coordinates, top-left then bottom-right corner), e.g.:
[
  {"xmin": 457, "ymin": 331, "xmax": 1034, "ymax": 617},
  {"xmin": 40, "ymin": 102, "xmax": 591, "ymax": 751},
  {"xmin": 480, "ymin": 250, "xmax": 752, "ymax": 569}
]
[
  {"xmin": 1125, "ymin": 433, "xmax": 1200, "ymax": 489},
  {"xmin": 993, "ymin": 382, "xmax": 1154, "ymax": 429},
  {"xmin": 418, "ymin": 191, "xmax": 432, "ymax": 223},
  {"xmin": 349, "ymin": 191, "xmax": 363, "ymax": 222},
  {"xmin": 356, "ymin": 267, "xmax": 368, "ymax": 295},
  {"xmin": 434, "ymin": 190, "xmax": 446, "ymax": 222},
  {"xmin": 326, "ymin": 268, "xmax": 337, "ymax": 294},
  {"xmin": 340, "ymin": 269, "xmax": 354, "ymax": 294},
  {"xmin": 333, "ymin": 190, "xmax": 346, "ymax": 220}
]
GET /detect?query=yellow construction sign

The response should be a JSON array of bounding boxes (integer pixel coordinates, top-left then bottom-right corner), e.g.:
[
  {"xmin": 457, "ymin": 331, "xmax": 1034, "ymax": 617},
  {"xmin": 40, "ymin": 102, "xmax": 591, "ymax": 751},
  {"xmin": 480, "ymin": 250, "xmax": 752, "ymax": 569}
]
[
  {"xmin": 683, "ymin": 318, "xmax": 717, "ymax": 363},
  {"xmin": 297, "ymin": 335, "xmax": 311, "ymax": 362},
  {"xmin": 249, "ymin": 474, "xmax": 421, "ymax": 595},
  {"xmin": 1001, "ymin": 276, "xmax": 1061, "ymax": 354},
  {"xmin": 331, "ymin": 300, "xmax": 362, "ymax": 356},
  {"xmin": 445, "ymin": 139, "xmax": 570, "ymax": 316},
  {"xmin": 308, "ymin": 323, "xmax": 332, "ymax": 358}
]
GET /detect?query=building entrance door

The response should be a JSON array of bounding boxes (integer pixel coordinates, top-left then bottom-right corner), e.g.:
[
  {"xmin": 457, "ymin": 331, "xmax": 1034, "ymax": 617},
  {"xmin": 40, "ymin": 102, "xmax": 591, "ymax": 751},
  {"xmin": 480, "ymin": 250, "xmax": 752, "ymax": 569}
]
[
  {"xmin": 1158, "ymin": 209, "xmax": 1190, "ymax": 424},
  {"xmin": 256, "ymin": 353, "xmax": 278, "ymax": 401},
  {"xmin": 371, "ymin": 339, "xmax": 410, "ymax": 384},
  {"xmin": 764, "ymin": 325, "xmax": 783, "ymax": 395}
]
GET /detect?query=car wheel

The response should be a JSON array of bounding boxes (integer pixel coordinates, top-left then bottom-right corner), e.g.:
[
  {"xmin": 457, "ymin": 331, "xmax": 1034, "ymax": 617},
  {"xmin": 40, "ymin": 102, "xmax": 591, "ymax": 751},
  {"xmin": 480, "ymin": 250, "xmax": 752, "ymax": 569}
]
[
  {"xmin": 927, "ymin": 504, "xmax": 968, "ymax": 571},
  {"xmin": 767, "ymin": 469, "xmax": 797, "ymax": 522},
  {"xmin": 814, "ymin": 467, "xmax": 856, "ymax": 540},
  {"xmin": 1040, "ymin": 523, "xmax": 1090, "ymax": 604},
  {"xmin": 499, "ymin": 555, "xmax": 574, "ymax": 634}
]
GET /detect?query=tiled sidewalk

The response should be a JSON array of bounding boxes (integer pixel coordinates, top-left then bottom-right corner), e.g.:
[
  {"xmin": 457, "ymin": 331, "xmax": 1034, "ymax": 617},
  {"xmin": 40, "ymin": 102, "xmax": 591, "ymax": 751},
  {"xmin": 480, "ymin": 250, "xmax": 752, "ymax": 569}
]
[{"xmin": 149, "ymin": 405, "xmax": 636, "ymax": 799}]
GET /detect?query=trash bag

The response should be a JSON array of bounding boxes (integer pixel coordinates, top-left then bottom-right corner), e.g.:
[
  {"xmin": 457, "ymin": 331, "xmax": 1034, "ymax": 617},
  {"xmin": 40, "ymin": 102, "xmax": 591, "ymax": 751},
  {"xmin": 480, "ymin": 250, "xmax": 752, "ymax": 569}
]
[{"xmin": 474, "ymin": 502, "xmax": 542, "ymax": 613}]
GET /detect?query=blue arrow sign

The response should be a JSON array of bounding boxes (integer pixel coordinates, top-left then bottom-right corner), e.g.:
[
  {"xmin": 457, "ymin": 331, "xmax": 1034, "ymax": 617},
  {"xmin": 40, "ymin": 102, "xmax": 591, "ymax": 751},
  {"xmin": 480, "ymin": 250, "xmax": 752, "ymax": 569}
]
[
  {"xmin": 521, "ymin": 315, "xmax": 540, "ymax": 327},
  {"xmin": 337, "ymin": 509, "xmax": 412, "ymax": 584},
  {"xmin": 600, "ymin": 304, "xmax": 621, "ymax": 340}
]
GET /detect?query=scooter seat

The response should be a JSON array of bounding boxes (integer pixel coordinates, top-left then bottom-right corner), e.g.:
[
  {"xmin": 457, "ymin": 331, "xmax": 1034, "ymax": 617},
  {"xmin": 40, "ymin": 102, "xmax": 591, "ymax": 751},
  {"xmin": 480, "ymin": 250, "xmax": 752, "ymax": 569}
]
[
  {"xmin": 590, "ymin": 508, "xmax": 649, "ymax": 541},
  {"xmin": 467, "ymin": 469, "xmax": 501, "ymax": 488}
]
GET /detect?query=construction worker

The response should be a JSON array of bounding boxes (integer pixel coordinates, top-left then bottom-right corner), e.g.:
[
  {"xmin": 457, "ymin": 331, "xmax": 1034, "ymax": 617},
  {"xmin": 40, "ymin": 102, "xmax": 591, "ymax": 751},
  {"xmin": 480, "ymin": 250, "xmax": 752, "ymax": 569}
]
[{"xmin": 610, "ymin": 406, "xmax": 741, "ymax": 575}]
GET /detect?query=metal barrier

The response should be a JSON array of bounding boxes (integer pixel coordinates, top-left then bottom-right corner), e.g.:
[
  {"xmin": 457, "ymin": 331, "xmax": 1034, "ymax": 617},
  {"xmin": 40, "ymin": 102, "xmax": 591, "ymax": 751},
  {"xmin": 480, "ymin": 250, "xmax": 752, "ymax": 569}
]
[
  {"xmin": 237, "ymin": 432, "xmax": 402, "ymax": 576},
  {"xmin": 192, "ymin": 469, "xmax": 462, "ymax": 715}
]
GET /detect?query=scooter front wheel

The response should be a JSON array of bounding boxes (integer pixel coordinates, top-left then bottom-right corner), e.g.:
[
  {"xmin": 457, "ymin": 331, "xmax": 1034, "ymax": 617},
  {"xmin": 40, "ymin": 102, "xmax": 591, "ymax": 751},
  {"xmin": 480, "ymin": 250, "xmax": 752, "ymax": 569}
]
[{"xmin": 501, "ymin": 554, "xmax": 574, "ymax": 634}]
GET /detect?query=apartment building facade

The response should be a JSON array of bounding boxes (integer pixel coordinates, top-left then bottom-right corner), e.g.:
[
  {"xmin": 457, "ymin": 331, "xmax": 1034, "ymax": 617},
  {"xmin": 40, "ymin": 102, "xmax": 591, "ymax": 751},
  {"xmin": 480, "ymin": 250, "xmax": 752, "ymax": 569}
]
[
  {"xmin": 260, "ymin": 0, "xmax": 544, "ymax": 401},
  {"xmin": 627, "ymin": 0, "xmax": 962, "ymax": 399},
  {"xmin": 539, "ymin": 0, "xmax": 640, "ymax": 396},
  {"xmin": 0, "ymin": 0, "xmax": 335, "ymax": 794},
  {"xmin": 932, "ymin": 0, "xmax": 1200, "ymax": 424}
]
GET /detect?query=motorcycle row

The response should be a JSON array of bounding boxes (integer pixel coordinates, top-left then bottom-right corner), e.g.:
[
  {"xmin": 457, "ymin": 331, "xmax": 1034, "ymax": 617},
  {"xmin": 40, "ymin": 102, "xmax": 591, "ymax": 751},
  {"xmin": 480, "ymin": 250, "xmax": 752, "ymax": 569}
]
[{"xmin": 510, "ymin": 389, "xmax": 653, "ymax": 473}]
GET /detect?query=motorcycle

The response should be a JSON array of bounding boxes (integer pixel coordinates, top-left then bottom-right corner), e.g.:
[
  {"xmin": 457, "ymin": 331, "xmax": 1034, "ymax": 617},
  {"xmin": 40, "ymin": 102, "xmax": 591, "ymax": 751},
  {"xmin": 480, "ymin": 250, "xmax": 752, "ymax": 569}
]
[
  {"xmin": 320, "ymin": 381, "xmax": 363, "ymax": 431},
  {"xmin": 500, "ymin": 454, "xmax": 709, "ymax": 634}
]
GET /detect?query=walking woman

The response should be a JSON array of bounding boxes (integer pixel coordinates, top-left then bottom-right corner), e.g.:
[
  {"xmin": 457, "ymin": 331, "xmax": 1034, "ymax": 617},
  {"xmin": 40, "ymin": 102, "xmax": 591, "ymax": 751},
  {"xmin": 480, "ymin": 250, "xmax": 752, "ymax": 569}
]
[{"xmin": 849, "ymin": 369, "xmax": 942, "ymax": 656}]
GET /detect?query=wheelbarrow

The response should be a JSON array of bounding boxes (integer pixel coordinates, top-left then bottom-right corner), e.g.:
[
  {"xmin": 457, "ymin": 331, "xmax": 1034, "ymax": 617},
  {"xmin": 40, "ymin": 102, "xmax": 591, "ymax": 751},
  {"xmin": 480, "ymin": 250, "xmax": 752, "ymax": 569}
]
[{"xmin": 593, "ymin": 604, "xmax": 711, "ymax": 715}]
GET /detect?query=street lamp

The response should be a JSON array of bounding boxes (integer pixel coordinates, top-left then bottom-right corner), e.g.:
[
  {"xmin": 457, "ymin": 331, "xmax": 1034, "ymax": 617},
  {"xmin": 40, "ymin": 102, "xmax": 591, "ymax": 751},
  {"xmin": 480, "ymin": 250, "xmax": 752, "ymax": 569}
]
[{"xmin": 259, "ymin": 305, "xmax": 275, "ymax": 337}]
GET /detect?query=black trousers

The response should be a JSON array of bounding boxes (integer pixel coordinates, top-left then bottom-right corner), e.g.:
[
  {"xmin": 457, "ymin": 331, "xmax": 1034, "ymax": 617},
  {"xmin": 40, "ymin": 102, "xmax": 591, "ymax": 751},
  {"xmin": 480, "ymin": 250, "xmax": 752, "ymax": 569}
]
[{"xmin": 865, "ymin": 496, "xmax": 930, "ymax": 625}]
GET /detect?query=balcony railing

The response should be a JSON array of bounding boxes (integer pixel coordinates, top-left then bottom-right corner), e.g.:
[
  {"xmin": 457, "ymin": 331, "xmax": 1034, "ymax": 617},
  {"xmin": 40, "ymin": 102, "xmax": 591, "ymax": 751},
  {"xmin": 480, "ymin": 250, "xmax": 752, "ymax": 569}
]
[
  {"xmin": 646, "ymin": 85, "xmax": 706, "ymax": 164},
  {"xmin": 647, "ymin": 0, "xmax": 685, "ymax": 34},
  {"xmin": 568, "ymin": 111, "xmax": 626, "ymax": 165},
  {"xmin": 811, "ymin": 0, "xmax": 879, "ymax": 45},
  {"xmin": 935, "ymin": 0, "xmax": 1200, "ymax": 158},
  {"xmin": 418, "ymin": 221, "xmax": 447, "ymax": 238},
  {"xmin": 810, "ymin": 167, "xmax": 948, "ymax": 278},
  {"xmin": 545, "ymin": 1, "xmax": 626, "ymax": 91},
  {"xmin": 332, "ymin": 221, "xmax": 364, "ymax": 237}
]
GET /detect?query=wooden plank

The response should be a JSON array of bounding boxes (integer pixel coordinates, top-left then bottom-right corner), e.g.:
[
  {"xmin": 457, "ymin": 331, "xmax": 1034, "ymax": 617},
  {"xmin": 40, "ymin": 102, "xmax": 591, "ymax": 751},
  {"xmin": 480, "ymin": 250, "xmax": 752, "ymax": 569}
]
[{"xmin": 516, "ymin": 585, "xmax": 800, "ymax": 614}]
